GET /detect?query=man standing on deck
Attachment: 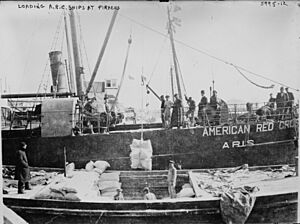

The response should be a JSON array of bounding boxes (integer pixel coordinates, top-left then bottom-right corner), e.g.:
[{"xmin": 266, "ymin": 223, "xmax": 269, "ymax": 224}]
[
  {"xmin": 167, "ymin": 160, "xmax": 177, "ymax": 199},
  {"xmin": 198, "ymin": 90, "xmax": 208, "ymax": 125},
  {"xmin": 276, "ymin": 87, "xmax": 288, "ymax": 119},
  {"xmin": 164, "ymin": 95, "xmax": 173, "ymax": 128},
  {"xmin": 15, "ymin": 142, "xmax": 31, "ymax": 194},
  {"xmin": 104, "ymin": 94, "xmax": 110, "ymax": 132},
  {"xmin": 210, "ymin": 90, "xmax": 218, "ymax": 110},
  {"xmin": 268, "ymin": 93, "xmax": 276, "ymax": 109},
  {"xmin": 285, "ymin": 87, "xmax": 294, "ymax": 115},
  {"xmin": 171, "ymin": 94, "xmax": 183, "ymax": 129},
  {"xmin": 160, "ymin": 95, "xmax": 166, "ymax": 127},
  {"xmin": 185, "ymin": 95, "xmax": 196, "ymax": 126}
]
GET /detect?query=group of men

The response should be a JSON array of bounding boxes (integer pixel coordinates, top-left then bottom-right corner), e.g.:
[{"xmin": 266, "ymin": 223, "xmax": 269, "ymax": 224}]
[
  {"xmin": 268, "ymin": 87, "xmax": 295, "ymax": 119},
  {"xmin": 160, "ymin": 90, "xmax": 221, "ymax": 128}
]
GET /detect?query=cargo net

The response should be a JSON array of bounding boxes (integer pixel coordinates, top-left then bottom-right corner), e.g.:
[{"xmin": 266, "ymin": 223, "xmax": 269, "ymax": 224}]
[{"xmin": 130, "ymin": 139, "xmax": 153, "ymax": 171}]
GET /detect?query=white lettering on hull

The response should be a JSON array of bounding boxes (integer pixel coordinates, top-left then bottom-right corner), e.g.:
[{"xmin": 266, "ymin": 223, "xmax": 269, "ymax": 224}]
[{"xmin": 222, "ymin": 140, "xmax": 254, "ymax": 149}]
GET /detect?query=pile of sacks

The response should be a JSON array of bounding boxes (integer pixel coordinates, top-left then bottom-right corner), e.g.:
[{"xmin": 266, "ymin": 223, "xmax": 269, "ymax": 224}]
[
  {"xmin": 130, "ymin": 139, "xmax": 152, "ymax": 170},
  {"xmin": 98, "ymin": 172, "xmax": 121, "ymax": 199},
  {"xmin": 34, "ymin": 161, "xmax": 111, "ymax": 201},
  {"xmin": 85, "ymin": 160, "xmax": 111, "ymax": 174},
  {"xmin": 34, "ymin": 171, "xmax": 100, "ymax": 201}
]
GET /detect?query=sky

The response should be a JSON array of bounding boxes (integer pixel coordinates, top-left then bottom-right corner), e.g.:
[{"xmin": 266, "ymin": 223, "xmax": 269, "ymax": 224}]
[{"xmin": 0, "ymin": 1, "xmax": 299, "ymax": 110}]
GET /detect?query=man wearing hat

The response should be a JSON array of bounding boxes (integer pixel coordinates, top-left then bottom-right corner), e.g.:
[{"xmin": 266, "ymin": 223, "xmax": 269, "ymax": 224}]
[
  {"xmin": 164, "ymin": 95, "xmax": 173, "ymax": 128},
  {"xmin": 185, "ymin": 95, "xmax": 196, "ymax": 126},
  {"xmin": 15, "ymin": 142, "xmax": 31, "ymax": 194},
  {"xmin": 167, "ymin": 160, "xmax": 177, "ymax": 198},
  {"xmin": 114, "ymin": 188, "xmax": 124, "ymax": 200},
  {"xmin": 160, "ymin": 95, "xmax": 166, "ymax": 127},
  {"xmin": 198, "ymin": 90, "xmax": 208, "ymax": 125},
  {"xmin": 143, "ymin": 187, "xmax": 156, "ymax": 200},
  {"xmin": 171, "ymin": 94, "xmax": 183, "ymax": 129},
  {"xmin": 276, "ymin": 87, "xmax": 288, "ymax": 119},
  {"xmin": 285, "ymin": 87, "xmax": 294, "ymax": 115},
  {"xmin": 210, "ymin": 90, "xmax": 218, "ymax": 110}
]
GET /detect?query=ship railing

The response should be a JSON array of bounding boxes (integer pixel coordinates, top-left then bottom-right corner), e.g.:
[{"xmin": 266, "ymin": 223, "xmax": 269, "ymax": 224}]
[
  {"xmin": 181, "ymin": 100, "xmax": 298, "ymax": 125},
  {"xmin": 2, "ymin": 100, "xmax": 42, "ymax": 131},
  {"xmin": 2, "ymin": 101, "xmax": 298, "ymax": 133}
]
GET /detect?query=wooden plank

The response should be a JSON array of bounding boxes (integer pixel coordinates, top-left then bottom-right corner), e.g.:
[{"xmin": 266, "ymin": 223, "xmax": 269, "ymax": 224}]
[
  {"xmin": 3, "ymin": 205, "xmax": 28, "ymax": 224},
  {"xmin": 188, "ymin": 171, "xmax": 202, "ymax": 198}
]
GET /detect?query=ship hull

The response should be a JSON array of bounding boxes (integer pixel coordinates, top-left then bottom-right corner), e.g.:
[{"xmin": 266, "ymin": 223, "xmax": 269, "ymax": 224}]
[
  {"xmin": 2, "ymin": 119, "xmax": 298, "ymax": 170},
  {"xmin": 4, "ymin": 192, "xmax": 297, "ymax": 224}
]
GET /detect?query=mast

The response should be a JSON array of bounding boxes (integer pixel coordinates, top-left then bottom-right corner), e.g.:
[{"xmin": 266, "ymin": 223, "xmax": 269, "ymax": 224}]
[
  {"xmin": 64, "ymin": 13, "xmax": 76, "ymax": 94},
  {"xmin": 111, "ymin": 35, "xmax": 132, "ymax": 112},
  {"xmin": 170, "ymin": 66, "xmax": 175, "ymax": 100},
  {"xmin": 85, "ymin": 9, "xmax": 118, "ymax": 96},
  {"xmin": 167, "ymin": 6, "xmax": 182, "ymax": 100},
  {"xmin": 69, "ymin": 10, "xmax": 84, "ymax": 99}
]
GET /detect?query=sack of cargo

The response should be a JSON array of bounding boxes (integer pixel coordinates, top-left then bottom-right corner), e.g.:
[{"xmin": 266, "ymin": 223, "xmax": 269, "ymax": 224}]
[
  {"xmin": 66, "ymin": 162, "xmax": 75, "ymax": 177},
  {"xmin": 177, "ymin": 187, "xmax": 195, "ymax": 198},
  {"xmin": 182, "ymin": 183, "xmax": 192, "ymax": 189},
  {"xmin": 94, "ymin": 161, "xmax": 110, "ymax": 173},
  {"xmin": 93, "ymin": 168, "xmax": 104, "ymax": 174},
  {"xmin": 50, "ymin": 191, "xmax": 65, "ymax": 200},
  {"xmin": 50, "ymin": 183, "xmax": 66, "ymax": 195},
  {"xmin": 99, "ymin": 172, "xmax": 120, "ymax": 182},
  {"xmin": 62, "ymin": 186, "xmax": 77, "ymax": 194},
  {"xmin": 33, "ymin": 188, "xmax": 52, "ymax": 199},
  {"xmin": 140, "ymin": 158, "xmax": 152, "ymax": 171},
  {"xmin": 85, "ymin": 161, "xmax": 94, "ymax": 171},
  {"xmin": 101, "ymin": 191, "xmax": 118, "ymax": 197},
  {"xmin": 130, "ymin": 157, "xmax": 141, "ymax": 169},
  {"xmin": 98, "ymin": 181, "xmax": 121, "ymax": 191},
  {"xmin": 139, "ymin": 141, "xmax": 152, "ymax": 160},
  {"xmin": 65, "ymin": 193, "xmax": 80, "ymax": 201},
  {"xmin": 130, "ymin": 148, "xmax": 140, "ymax": 159},
  {"xmin": 130, "ymin": 139, "xmax": 152, "ymax": 170}
]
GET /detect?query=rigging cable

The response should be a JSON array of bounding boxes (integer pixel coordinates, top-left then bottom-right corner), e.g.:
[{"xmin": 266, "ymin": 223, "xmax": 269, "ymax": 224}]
[
  {"xmin": 233, "ymin": 66, "xmax": 274, "ymax": 89},
  {"xmin": 76, "ymin": 12, "xmax": 97, "ymax": 97},
  {"xmin": 36, "ymin": 11, "xmax": 64, "ymax": 95},
  {"xmin": 147, "ymin": 35, "xmax": 168, "ymax": 85},
  {"xmin": 118, "ymin": 13, "xmax": 299, "ymax": 92}
]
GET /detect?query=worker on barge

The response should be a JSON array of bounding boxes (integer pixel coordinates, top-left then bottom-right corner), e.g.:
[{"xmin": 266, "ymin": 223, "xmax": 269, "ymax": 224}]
[
  {"xmin": 15, "ymin": 142, "xmax": 31, "ymax": 194},
  {"xmin": 167, "ymin": 160, "xmax": 177, "ymax": 199}
]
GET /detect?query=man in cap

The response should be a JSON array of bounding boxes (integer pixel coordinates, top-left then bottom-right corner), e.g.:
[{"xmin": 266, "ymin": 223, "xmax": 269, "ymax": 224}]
[
  {"xmin": 268, "ymin": 93, "xmax": 276, "ymax": 109},
  {"xmin": 167, "ymin": 160, "xmax": 177, "ymax": 199},
  {"xmin": 285, "ymin": 87, "xmax": 294, "ymax": 115},
  {"xmin": 210, "ymin": 90, "xmax": 218, "ymax": 110},
  {"xmin": 185, "ymin": 95, "xmax": 196, "ymax": 126},
  {"xmin": 15, "ymin": 142, "xmax": 31, "ymax": 194},
  {"xmin": 171, "ymin": 94, "xmax": 183, "ymax": 129},
  {"xmin": 160, "ymin": 95, "xmax": 166, "ymax": 127},
  {"xmin": 164, "ymin": 95, "xmax": 173, "ymax": 128},
  {"xmin": 143, "ymin": 187, "xmax": 157, "ymax": 200},
  {"xmin": 198, "ymin": 90, "xmax": 208, "ymax": 125},
  {"xmin": 276, "ymin": 87, "xmax": 288, "ymax": 119},
  {"xmin": 114, "ymin": 188, "xmax": 124, "ymax": 200}
]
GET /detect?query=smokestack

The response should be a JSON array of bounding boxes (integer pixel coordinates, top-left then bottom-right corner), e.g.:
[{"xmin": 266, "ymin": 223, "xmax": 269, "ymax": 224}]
[{"xmin": 49, "ymin": 51, "xmax": 68, "ymax": 93}]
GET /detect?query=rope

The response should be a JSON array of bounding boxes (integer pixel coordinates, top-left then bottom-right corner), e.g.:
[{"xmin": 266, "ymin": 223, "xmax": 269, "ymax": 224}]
[
  {"xmin": 36, "ymin": 11, "xmax": 64, "ymax": 96},
  {"xmin": 76, "ymin": 12, "xmax": 96, "ymax": 97},
  {"xmin": 147, "ymin": 35, "xmax": 168, "ymax": 85},
  {"xmin": 233, "ymin": 66, "xmax": 274, "ymax": 89},
  {"xmin": 118, "ymin": 13, "xmax": 299, "ymax": 92},
  {"xmin": 50, "ymin": 12, "xmax": 64, "ymax": 51}
]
